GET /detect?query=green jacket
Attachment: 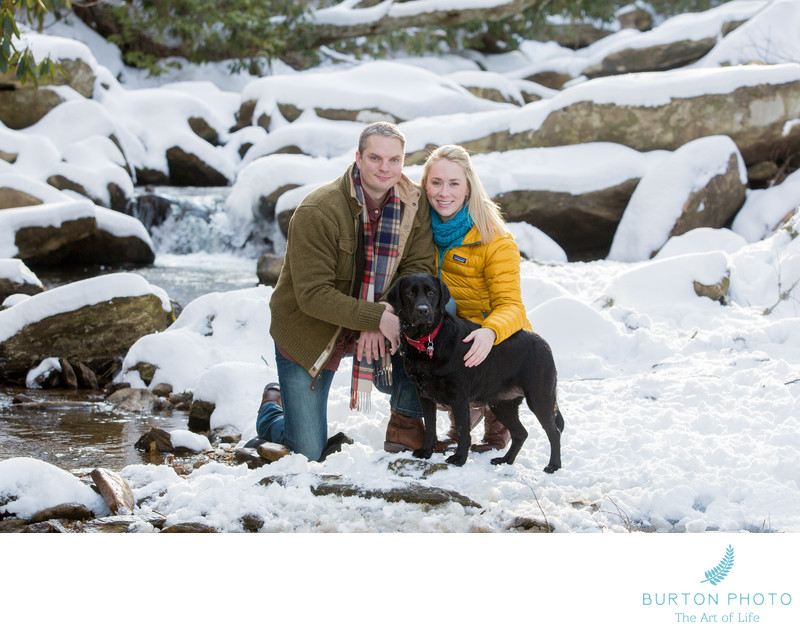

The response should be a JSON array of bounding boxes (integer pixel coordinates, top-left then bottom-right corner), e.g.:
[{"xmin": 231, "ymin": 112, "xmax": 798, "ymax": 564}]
[{"xmin": 269, "ymin": 164, "xmax": 435, "ymax": 377}]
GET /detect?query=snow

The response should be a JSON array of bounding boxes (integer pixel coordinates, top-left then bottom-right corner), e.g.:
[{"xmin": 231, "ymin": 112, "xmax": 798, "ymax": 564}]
[
  {"xmin": 732, "ymin": 168, "xmax": 800, "ymax": 241},
  {"xmin": 2, "ymin": 2, "xmax": 800, "ymax": 625},
  {"xmin": 693, "ymin": 0, "xmax": 800, "ymax": 68},
  {"xmin": 240, "ymin": 60, "xmax": 513, "ymax": 127},
  {"xmin": 51, "ymin": 213, "xmax": 771, "ymax": 535},
  {"xmin": 0, "ymin": 258, "xmax": 41, "ymax": 287},
  {"xmin": 0, "ymin": 457, "xmax": 109, "ymax": 519},
  {"xmin": 169, "ymin": 430, "xmax": 212, "ymax": 453}
]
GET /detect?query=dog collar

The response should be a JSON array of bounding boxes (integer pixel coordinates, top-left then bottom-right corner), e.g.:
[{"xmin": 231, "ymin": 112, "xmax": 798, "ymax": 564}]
[{"xmin": 404, "ymin": 318, "xmax": 443, "ymax": 359}]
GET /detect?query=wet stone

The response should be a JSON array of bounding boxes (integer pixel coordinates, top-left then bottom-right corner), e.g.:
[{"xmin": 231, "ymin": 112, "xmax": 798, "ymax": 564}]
[
  {"xmin": 387, "ymin": 458, "xmax": 450, "ymax": 479},
  {"xmin": 160, "ymin": 522, "xmax": 217, "ymax": 533},
  {"xmin": 0, "ymin": 519, "xmax": 30, "ymax": 533},
  {"xmin": 152, "ymin": 382, "xmax": 173, "ymax": 397},
  {"xmin": 134, "ymin": 427, "xmax": 174, "ymax": 452},
  {"xmin": 240, "ymin": 513, "xmax": 265, "ymax": 533},
  {"xmin": 81, "ymin": 514, "xmax": 166, "ymax": 533},
  {"xmin": 234, "ymin": 447, "xmax": 268, "ymax": 469},
  {"xmin": 59, "ymin": 358, "xmax": 78, "ymax": 389},
  {"xmin": 30, "ymin": 502, "xmax": 95, "ymax": 523},
  {"xmin": 90, "ymin": 467, "xmax": 135, "ymax": 515},
  {"xmin": 24, "ymin": 519, "xmax": 69, "ymax": 533},
  {"xmin": 256, "ymin": 442, "xmax": 290, "ymax": 463},
  {"xmin": 209, "ymin": 425, "xmax": 242, "ymax": 445},
  {"xmin": 507, "ymin": 515, "xmax": 555, "ymax": 533}
]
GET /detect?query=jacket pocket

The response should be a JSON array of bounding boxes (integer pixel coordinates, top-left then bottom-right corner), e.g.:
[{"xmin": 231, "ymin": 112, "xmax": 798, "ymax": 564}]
[{"xmin": 335, "ymin": 237, "xmax": 355, "ymax": 281}]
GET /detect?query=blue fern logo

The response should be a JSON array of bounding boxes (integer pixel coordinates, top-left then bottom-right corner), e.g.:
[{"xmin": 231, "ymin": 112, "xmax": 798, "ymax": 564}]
[{"xmin": 701, "ymin": 545, "xmax": 734, "ymax": 586}]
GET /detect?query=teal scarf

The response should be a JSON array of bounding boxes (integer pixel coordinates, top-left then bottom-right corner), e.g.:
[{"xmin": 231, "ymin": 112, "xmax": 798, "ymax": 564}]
[{"xmin": 430, "ymin": 204, "xmax": 473, "ymax": 272}]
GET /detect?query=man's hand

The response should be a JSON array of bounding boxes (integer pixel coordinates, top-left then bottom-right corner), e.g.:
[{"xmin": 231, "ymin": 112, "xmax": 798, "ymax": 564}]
[
  {"xmin": 356, "ymin": 303, "xmax": 400, "ymax": 363},
  {"xmin": 379, "ymin": 303, "xmax": 400, "ymax": 355},
  {"xmin": 463, "ymin": 327, "xmax": 496, "ymax": 367}
]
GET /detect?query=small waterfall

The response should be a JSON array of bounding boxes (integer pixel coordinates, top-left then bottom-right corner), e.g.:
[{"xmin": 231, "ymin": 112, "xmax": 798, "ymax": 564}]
[{"xmin": 130, "ymin": 186, "xmax": 285, "ymax": 258}]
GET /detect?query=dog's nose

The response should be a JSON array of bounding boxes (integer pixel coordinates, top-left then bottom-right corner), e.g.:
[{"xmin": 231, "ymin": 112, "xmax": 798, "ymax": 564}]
[{"xmin": 416, "ymin": 304, "xmax": 430, "ymax": 316}]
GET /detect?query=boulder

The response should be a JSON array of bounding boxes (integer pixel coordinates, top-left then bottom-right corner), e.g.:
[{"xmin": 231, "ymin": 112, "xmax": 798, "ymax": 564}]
[
  {"xmin": 45, "ymin": 174, "xmax": 130, "ymax": 214},
  {"xmin": 582, "ymin": 37, "xmax": 718, "ymax": 79},
  {"xmin": 165, "ymin": 146, "xmax": 230, "ymax": 187},
  {"xmin": 472, "ymin": 144, "xmax": 668, "ymax": 260},
  {"xmin": 0, "ymin": 273, "xmax": 174, "ymax": 383},
  {"xmin": 504, "ymin": 64, "xmax": 800, "ymax": 167},
  {"xmin": 0, "ymin": 58, "xmax": 96, "ymax": 129},
  {"xmin": 0, "ymin": 200, "xmax": 155, "ymax": 267},
  {"xmin": 495, "ymin": 179, "xmax": 641, "ymax": 261},
  {"xmin": 256, "ymin": 253, "xmax": 284, "ymax": 286},
  {"xmin": 0, "ymin": 174, "xmax": 76, "ymax": 211},
  {"xmin": 57, "ymin": 208, "xmax": 155, "ymax": 266},
  {"xmin": 0, "ymin": 87, "xmax": 65, "ymax": 130},
  {"xmin": 0, "ymin": 188, "xmax": 43, "ymax": 209},
  {"xmin": 0, "ymin": 200, "xmax": 97, "ymax": 264}
]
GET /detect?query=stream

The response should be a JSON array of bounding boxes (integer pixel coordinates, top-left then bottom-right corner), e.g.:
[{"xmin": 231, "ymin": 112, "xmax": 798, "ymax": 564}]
[{"xmin": 0, "ymin": 187, "xmax": 268, "ymax": 473}]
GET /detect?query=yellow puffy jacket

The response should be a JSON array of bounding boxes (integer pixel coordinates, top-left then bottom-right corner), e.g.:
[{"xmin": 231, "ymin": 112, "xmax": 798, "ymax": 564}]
[{"xmin": 437, "ymin": 224, "xmax": 532, "ymax": 344}]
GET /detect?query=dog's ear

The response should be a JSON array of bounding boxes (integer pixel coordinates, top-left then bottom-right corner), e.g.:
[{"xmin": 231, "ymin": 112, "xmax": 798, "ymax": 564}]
[
  {"xmin": 385, "ymin": 276, "xmax": 403, "ymax": 310},
  {"xmin": 436, "ymin": 275, "xmax": 451, "ymax": 313}
]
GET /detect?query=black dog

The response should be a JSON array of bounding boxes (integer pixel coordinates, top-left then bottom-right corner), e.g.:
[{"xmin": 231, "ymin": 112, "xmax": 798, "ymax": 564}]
[{"xmin": 386, "ymin": 273, "xmax": 564, "ymax": 472}]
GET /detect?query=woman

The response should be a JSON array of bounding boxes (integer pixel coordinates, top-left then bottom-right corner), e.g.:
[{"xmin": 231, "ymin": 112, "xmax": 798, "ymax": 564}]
[{"xmin": 421, "ymin": 144, "xmax": 532, "ymax": 452}]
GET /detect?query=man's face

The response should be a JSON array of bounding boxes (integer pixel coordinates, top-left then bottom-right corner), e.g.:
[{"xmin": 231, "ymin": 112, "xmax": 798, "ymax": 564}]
[{"xmin": 355, "ymin": 135, "xmax": 404, "ymax": 203}]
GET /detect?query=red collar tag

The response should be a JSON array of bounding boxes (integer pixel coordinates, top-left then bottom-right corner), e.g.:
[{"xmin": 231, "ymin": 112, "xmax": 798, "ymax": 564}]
[{"xmin": 405, "ymin": 318, "xmax": 443, "ymax": 359}]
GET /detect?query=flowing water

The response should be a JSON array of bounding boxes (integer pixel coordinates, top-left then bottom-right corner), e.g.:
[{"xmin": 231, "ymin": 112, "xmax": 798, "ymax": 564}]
[{"xmin": 0, "ymin": 186, "xmax": 269, "ymax": 473}]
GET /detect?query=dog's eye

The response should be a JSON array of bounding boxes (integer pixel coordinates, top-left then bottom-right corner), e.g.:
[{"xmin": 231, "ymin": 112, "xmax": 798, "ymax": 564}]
[{"xmin": 426, "ymin": 289, "xmax": 435, "ymax": 297}]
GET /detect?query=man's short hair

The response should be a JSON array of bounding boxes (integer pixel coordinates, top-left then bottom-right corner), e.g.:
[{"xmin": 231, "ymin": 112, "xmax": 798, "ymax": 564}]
[{"xmin": 358, "ymin": 121, "xmax": 406, "ymax": 155}]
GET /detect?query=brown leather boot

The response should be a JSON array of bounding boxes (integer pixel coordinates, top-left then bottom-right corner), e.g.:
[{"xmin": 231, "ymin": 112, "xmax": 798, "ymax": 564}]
[
  {"xmin": 435, "ymin": 406, "xmax": 485, "ymax": 453},
  {"xmin": 384, "ymin": 411, "xmax": 425, "ymax": 453},
  {"xmin": 470, "ymin": 407, "xmax": 510, "ymax": 452},
  {"xmin": 261, "ymin": 382, "xmax": 281, "ymax": 408}
]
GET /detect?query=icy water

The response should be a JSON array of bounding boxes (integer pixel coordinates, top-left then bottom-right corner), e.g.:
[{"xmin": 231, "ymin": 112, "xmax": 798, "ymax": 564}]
[{"xmin": 2, "ymin": 185, "xmax": 268, "ymax": 472}]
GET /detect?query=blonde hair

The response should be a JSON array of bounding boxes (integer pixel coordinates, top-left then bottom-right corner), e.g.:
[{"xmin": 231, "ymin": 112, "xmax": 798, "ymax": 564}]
[{"xmin": 421, "ymin": 144, "xmax": 506, "ymax": 243}]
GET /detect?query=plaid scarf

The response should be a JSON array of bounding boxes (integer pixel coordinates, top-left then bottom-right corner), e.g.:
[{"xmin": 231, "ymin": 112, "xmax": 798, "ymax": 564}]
[{"xmin": 350, "ymin": 164, "xmax": 403, "ymax": 411}]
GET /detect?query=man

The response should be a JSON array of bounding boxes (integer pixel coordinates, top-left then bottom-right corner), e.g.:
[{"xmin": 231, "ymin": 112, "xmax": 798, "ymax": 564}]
[{"xmin": 255, "ymin": 122, "xmax": 435, "ymax": 461}]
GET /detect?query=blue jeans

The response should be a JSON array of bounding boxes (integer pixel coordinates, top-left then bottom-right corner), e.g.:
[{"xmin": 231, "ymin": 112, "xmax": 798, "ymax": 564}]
[{"xmin": 256, "ymin": 345, "xmax": 422, "ymax": 461}]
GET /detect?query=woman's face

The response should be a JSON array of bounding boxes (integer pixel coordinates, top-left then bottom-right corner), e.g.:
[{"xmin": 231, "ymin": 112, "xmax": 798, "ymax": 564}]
[{"xmin": 426, "ymin": 158, "xmax": 469, "ymax": 223}]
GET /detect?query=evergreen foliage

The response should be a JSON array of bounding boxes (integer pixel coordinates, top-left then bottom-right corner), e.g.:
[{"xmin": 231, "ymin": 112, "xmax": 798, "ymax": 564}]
[
  {"xmin": 4, "ymin": 0, "xmax": 730, "ymax": 81},
  {"xmin": 1, "ymin": 0, "xmax": 69, "ymax": 85}
]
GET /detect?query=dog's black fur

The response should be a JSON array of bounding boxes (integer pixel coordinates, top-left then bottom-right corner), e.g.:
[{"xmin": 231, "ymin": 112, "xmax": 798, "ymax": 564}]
[{"xmin": 386, "ymin": 273, "xmax": 564, "ymax": 472}]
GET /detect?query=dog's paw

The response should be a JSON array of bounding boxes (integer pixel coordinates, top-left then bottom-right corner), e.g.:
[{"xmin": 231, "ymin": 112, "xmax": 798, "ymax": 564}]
[
  {"xmin": 413, "ymin": 447, "xmax": 434, "ymax": 460},
  {"xmin": 543, "ymin": 464, "xmax": 560, "ymax": 474},
  {"xmin": 490, "ymin": 456, "xmax": 512, "ymax": 466},
  {"xmin": 445, "ymin": 453, "xmax": 467, "ymax": 467}
]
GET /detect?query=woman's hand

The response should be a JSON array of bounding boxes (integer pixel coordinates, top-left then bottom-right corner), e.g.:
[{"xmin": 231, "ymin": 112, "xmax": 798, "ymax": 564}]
[{"xmin": 463, "ymin": 327, "xmax": 496, "ymax": 367}]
